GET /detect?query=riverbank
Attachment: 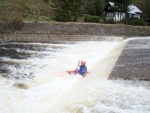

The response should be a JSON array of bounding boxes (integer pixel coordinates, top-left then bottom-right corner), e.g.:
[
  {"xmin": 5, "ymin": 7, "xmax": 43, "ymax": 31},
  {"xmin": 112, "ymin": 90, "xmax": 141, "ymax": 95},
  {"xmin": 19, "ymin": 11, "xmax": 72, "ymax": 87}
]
[{"xmin": 0, "ymin": 22, "xmax": 150, "ymax": 42}]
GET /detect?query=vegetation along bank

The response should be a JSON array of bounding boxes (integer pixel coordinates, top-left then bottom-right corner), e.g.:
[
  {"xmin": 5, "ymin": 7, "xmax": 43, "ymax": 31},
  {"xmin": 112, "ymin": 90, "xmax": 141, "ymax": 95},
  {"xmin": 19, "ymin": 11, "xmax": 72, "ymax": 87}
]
[{"xmin": 0, "ymin": 0, "xmax": 150, "ymax": 41}]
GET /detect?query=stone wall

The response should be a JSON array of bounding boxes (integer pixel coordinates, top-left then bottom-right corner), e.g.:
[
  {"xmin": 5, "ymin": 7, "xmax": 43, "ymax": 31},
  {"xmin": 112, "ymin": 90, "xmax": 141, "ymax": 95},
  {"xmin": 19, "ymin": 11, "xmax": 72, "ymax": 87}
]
[
  {"xmin": 15, "ymin": 23, "xmax": 150, "ymax": 36},
  {"xmin": 0, "ymin": 22, "xmax": 150, "ymax": 42},
  {"xmin": 109, "ymin": 38, "xmax": 150, "ymax": 81},
  {"xmin": 2, "ymin": 34, "xmax": 124, "ymax": 42}
]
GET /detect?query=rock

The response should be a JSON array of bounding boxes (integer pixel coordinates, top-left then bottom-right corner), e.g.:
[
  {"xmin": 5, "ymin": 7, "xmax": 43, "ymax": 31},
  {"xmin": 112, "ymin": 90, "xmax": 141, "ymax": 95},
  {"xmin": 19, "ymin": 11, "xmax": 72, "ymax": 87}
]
[
  {"xmin": 1, "ymin": 74, "xmax": 9, "ymax": 78},
  {"xmin": 13, "ymin": 83, "xmax": 28, "ymax": 89},
  {"xmin": 15, "ymin": 76, "xmax": 20, "ymax": 79}
]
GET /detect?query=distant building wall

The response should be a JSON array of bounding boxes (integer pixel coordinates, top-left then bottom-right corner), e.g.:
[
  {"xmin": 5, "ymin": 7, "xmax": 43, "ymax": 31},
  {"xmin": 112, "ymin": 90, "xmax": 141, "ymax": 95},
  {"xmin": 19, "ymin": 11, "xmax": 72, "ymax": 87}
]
[{"xmin": 106, "ymin": 12, "xmax": 126, "ymax": 21}]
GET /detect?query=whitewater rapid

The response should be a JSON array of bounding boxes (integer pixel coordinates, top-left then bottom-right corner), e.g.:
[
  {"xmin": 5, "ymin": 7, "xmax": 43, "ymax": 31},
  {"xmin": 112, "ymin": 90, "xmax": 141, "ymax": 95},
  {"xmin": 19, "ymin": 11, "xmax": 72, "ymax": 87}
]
[{"xmin": 0, "ymin": 39, "xmax": 150, "ymax": 113}]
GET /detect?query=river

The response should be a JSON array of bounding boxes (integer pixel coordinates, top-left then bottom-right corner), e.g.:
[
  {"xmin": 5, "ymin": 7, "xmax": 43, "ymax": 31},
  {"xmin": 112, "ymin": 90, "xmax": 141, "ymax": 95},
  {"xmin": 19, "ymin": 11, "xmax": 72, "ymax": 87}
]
[{"xmin": 0, "ymin": 37, "xmax": 150, "ymax": 113}]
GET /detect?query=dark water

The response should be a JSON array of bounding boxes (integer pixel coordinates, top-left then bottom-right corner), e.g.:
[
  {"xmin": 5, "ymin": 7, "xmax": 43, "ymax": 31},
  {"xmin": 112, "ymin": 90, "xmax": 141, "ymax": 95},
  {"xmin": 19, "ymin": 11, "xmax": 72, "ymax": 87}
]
[{"xmin": 0, "ymin": 41, "xmax": 73, "ymax": 80}]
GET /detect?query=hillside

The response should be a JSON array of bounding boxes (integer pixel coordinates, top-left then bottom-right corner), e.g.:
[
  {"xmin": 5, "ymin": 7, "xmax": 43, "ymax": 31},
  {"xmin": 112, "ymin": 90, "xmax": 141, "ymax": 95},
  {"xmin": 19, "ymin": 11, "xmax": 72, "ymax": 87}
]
[
  {"xmin": 0, "ymin": 0, "xmax": 54, "ymax": 22},
  {"xmin": 0, "ymin": 0, "xmax": 149, "ymax": 23}
]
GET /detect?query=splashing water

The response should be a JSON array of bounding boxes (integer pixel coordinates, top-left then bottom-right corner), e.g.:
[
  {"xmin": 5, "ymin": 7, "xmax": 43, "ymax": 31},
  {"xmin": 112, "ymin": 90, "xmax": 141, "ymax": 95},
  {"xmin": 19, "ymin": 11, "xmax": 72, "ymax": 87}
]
[{"xmin": 0, "ymin": 39, "xmax": 150, "ymax": 113}]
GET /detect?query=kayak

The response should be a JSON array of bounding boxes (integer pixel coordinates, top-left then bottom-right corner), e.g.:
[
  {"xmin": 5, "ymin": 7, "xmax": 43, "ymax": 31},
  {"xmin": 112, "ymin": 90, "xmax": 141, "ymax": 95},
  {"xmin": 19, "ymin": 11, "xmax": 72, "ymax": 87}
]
[
  {"xmin": 66, "ymin": 69, "xmax": 89, "ymax": 75},
  {"xmin": 66, "ymin": 69, "xmax": 78, "ymax": 75}
]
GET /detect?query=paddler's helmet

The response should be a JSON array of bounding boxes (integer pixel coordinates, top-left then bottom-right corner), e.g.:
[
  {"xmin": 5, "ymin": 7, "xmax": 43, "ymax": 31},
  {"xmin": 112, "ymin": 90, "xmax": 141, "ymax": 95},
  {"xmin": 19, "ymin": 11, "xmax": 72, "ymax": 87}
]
[{"xmin": 81, "ymin": 60, "xmax": 86, "ymax": 65}]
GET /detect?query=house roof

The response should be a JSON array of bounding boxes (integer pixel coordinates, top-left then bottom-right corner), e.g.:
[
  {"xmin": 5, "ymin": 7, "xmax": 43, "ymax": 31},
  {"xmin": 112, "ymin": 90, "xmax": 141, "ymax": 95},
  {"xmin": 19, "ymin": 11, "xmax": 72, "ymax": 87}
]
[
  {"xmin": 104, "ymin": 2, "xmax": 142, "ymax": 14},
  {"xmin": 128, "ymin": 4, "xmax": 142, "ymax": 14},
  {"xmin": 103, "ymin": 2, "xmax": 115, "ymax": 10},
  {"xmin": 109, "ymin": 2, "xmax": 114, "ymax": 7}
]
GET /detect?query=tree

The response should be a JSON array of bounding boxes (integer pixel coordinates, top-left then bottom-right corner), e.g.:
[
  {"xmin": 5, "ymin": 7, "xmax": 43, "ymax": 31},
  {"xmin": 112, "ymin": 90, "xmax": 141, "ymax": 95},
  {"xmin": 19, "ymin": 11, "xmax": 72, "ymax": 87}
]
[
  {"xmin": 52, "ymin": 0, "xmax": 83, "ymax": 22},
  {"xmin": 83, "ymin": 0, "xmax": 95, "ymax": 15},
  {"xmin": 113, "ymin": 0, "xmax": 131, "ymax": 13},
  {"xmin": 141, "ymin": 0, "xmax": 150, "ymax": 19},
  {"xmin": 95, "ymin": 0, "xmax": 103, "ymax": 16},
  {"xmin": 83, "ymin": 0, "xmax": 103, "ymax": 16},
  {"xmin": 138, "ymin": 0, "xmax": 150, "ymax": 25},
  {"xmin": 70, "ymin": 0, "xmax": 83, "ymax": 21},
  {"xmin": 52, "ymin": 0, "xmax": 71, "ymax": 22}
]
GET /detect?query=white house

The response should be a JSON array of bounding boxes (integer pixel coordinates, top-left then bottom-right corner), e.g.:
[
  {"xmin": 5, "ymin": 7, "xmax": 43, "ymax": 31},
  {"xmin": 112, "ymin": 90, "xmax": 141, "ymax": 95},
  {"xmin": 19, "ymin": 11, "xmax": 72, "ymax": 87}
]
[
  {"xmin": 104, "ymin": 2, "xmax": 142, "ymax": 21},
  {"xmin": 128, "ymin": 4, "xmax": 142, "ymax": 19}
]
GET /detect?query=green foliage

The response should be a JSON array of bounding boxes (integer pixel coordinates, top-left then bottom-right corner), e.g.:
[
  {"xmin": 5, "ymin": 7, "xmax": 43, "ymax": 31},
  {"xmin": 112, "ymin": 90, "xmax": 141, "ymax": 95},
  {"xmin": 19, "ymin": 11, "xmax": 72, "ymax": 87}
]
[
  {"xmin": 41, "ymin": 16, "xmax": 53, "ymax": 22},
  {"xmin": 26, "ymin": 13, "xmax": 54, "ymax": 22},
  {"xmin": 83, "ymin": 0, "xmax": 95, "ymax": 15},
  {"xmin": 103, "ymin": 17, "xmax": 115, "ymax": 24},
  {"xmin": 121, "ymin": 18, "xmax": 145, "ymax": 26},
  {"xmin": 26, "ymin": 13, "xmax": 38, "ymax": 21},
  {"xmin": 140, "ymin": 0, "xmax": 150, "ymax": 20},
  {"xmin": 83, "ymin": 0, "xmax": 103, "ymax": 16},
  {"xmin": 52, "ymin": 0, "xmax": 71, "ymax": 22},
  {"xmin": 0, "ymin": 0, "xmax": 149, "ymax": 25},
  {"xmin": 69, "ymin": 0, "xmax": 83, "ymax": 21},
  {"xmin": 43, "ymin": 0, "xmax": 49, "ymax": 2},
  {"xmin": 52, "ymin": 0, "xmax": 83, "ymax": 22},
  {"xmin": 84, "ymin": 14, "xmax": 99, "ymax": 23},
  {"xmin": 95, "ymin": 0, "xmax": 103, "ymax": 16},
  {"xmin": 111, "ymin": 0, "xmax": 131, "ymax": 13}
]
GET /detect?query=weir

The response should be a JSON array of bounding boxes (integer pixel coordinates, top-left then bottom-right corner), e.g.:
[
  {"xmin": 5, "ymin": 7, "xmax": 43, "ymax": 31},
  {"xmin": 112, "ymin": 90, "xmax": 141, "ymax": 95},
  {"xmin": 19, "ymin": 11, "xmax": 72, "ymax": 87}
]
[
  {"xmin": 1, "ymin": 34, "xmax": 124, "ymax": 42},
  {"xmin": 0, "ymin": 35, "xmax": 150, "ymax": 113},
  {"xmin": 109, "ymin": 37, "xmax": 150, "ymax": 81}
]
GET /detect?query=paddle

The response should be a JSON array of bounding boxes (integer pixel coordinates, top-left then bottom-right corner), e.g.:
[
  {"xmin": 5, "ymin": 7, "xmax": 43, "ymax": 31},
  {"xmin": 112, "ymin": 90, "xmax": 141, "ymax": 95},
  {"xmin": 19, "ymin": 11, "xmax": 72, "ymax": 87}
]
[{"xmin": 73, "ymin": 61, "xmax": 80, "ymax": 75}]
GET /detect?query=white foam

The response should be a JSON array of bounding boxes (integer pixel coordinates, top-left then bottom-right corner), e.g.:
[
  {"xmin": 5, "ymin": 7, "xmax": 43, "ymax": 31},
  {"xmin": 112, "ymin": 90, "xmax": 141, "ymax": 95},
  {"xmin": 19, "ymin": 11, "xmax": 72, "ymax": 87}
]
[{"xmin": 0, "ymin": 39, "xmax": 150, "ymax": 113}]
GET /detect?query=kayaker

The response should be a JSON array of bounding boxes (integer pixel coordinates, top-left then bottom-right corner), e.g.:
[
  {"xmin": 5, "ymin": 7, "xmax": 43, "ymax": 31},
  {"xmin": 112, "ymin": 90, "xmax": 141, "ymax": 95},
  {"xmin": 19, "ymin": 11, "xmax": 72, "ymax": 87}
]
[
  {"xmin": 67, "ymin": 60, "xmax": 87, "ymax": 77},
  {"xmin": 77, "ymin": 60, "xmax": 87, "ymax": 77}
]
